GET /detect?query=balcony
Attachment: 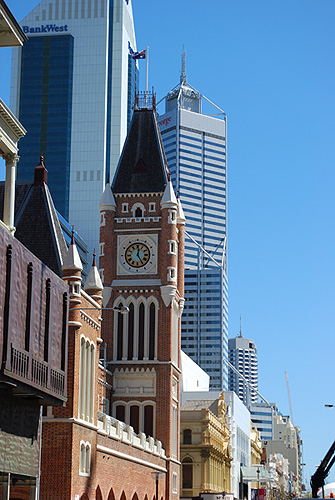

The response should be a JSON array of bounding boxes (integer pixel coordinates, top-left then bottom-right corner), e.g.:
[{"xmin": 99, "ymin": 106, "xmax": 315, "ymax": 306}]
[{"xmin": 0, "ymin": 223, "xmax": 68, "ymax": 404}]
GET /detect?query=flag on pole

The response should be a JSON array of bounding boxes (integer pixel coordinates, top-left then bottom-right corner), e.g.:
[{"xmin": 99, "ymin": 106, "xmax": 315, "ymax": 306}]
[{"xmin": 129, "ymin": 44, "xmax": 146, "ymax": 60}]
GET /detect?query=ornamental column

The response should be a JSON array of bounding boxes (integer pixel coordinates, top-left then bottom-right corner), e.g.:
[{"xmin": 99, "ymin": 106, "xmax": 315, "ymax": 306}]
[{"xmin": 3, "ymin": 154, "xmax": 19, "ymax": 233}]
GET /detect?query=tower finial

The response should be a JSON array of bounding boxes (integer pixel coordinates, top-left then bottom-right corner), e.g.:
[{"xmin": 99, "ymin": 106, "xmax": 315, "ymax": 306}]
[{"xmin": 180, "ymin": 47, "xmax": 186, "ymax": 85}]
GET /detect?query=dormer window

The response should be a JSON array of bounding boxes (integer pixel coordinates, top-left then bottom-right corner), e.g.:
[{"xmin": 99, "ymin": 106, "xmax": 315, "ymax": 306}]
[{"xmin": 132, "ymin": 203, "xmax": 145, "ymax": 219}]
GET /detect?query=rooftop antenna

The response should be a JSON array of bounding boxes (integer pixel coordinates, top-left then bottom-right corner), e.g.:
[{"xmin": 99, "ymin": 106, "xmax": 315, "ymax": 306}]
[
  {"xmin": 238, "ymin": 314, "xmax": 243, "ymax": 337},
  {"xmin": 285, "ymin": 371, "xmax": 294, "ymax": 425},
  {"xmin": 180, "ymin": 47, "xmax": 186, "ymax": 85}
]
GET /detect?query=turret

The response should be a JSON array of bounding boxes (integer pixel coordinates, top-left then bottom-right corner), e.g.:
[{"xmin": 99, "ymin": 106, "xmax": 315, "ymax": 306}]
[
  {"xmin": 84, "ymin": 251, "xmax": 103, "ymax": 306},
  {"xmin": 62, "ymin": 230, "xmax": 82, "ymax": 326},
  {"xmin": 99, "ymin": 181, "xmax": 116, "ymax": 306}
]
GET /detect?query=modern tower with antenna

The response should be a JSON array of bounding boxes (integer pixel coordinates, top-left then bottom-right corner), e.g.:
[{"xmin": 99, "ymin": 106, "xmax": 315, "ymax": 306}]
[
  {"xmin": 157, "ymin": 50, "xmax": 228, "ymax": 389},
  {"xmin": 228, "ymin": 318, "xmax": 259, "ymax": 406}
]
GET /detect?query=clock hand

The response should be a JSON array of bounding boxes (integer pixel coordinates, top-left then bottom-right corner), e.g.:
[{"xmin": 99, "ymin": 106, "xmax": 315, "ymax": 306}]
[{"xmin": 136, "ymin": 249, "xmax": 141, "ymax": 259}]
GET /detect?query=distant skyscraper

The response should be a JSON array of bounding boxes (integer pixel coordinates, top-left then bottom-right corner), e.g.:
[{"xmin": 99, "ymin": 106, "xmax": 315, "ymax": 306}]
[
  {"xmin": 249, "ymin": 401, "xmax": 278, "ymax": 441},
  {"xmin": 228, "ymin": 322, "xmax": 258, "ymax": 405},
  {"xmin": 10, "ymin": 0, "xmax": 138, "ymax": 254},
  {"xmin": 158, "ymin": 55, "xmax": 228, "ymax": 389}
]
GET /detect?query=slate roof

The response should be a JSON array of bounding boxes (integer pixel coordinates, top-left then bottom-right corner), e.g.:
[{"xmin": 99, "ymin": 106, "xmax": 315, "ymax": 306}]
[
  {"xmin": 0, "ymin": 163, "xmax": 67, "ymax": 277},
  {"xmin": 112, "ymin": 109, "xmax": 169, "ymax": 194}
]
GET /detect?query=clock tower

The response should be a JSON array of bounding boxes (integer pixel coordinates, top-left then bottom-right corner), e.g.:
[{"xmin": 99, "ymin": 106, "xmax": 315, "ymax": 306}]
[{"xmin": 99, "ymin": 104, "xmax": 185, "ymax": 500}]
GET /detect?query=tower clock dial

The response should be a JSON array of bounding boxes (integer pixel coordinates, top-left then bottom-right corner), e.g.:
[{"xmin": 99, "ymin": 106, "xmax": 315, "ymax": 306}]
[
  {"xmin": 125, "ymin": 242, "xmax": 150, "ymax": 268},
  {"xmin": 118, "ymin": 235, "xmax": 158, "ymax": 275}
]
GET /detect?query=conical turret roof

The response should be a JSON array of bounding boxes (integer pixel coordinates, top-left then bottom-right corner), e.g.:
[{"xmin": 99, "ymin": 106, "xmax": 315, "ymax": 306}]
[
  {"xmin": 85, "ymin": 252, "xmax": 103, "ymax": 292},
  {"xmin": 62, "ymin": 230, "xmax": 82, "ymax": 272}
]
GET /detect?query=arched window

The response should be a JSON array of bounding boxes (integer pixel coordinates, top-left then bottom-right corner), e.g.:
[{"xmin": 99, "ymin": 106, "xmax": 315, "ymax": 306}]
[
  {"xmin": 127, "ymin": 302, "xmax": 134, "ymax": 360},
  {"xmin": 79, "ymin": 337, "xmax": 95, "ymax": 422},
  {"xmin": 183, "ymin": 429, "xmax": 192, "ymax": 445},
  {"xmin": 116, "ymin": 302, "xmax": 124, "ymax": 360},
  {"xmin": 149, "ymin": 302, "xmax": 156, "ymax": 360},
  {"xmin": 138, "ymin": 302, "xmax": 145, "ymax": 360},
  {"xmin": 115, "ymin": 404, "xmax": 125, "ymax": 422},
  {"xmin": 130, "ymin": 404, "xmax": 140, "ymax": 434},
  {"xmin": 25, "ymin": 262, "xmax": 33, "ymax": 352},
  {"xmin": 79, "ymin": 441, "xmax": 91, "ymax": 476},
  {"xmin": 144, "ymin": 404, "xmax": 154, "ymax": 436},
  {"xmin": 182, "ymin": 457, "xmax": 193, "ymax": 489},
  {"xmin": 44, "ymin": 279, "xmax": 51, "ymax": 362},
  {"xmin": 132, "ymin": 202, "xmax": 145, "ymax": 218}
]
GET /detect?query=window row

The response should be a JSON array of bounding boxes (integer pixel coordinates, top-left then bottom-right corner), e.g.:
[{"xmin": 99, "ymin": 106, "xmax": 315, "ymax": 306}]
[
  {"xmin": 114, "ymin": 298, "xmax": 158, "ymax": 362},
  {"xmin": 3, "ymin": 247, "xmax": 67, "ymax": 370},
  {"xmin": 121, "ymin": 202, "xmax": 156, "ymax": 216},
  {"xmin": 114, "ymin": 401, "xmax": 155, "ymax": 437},
  {"xmin": 79, "ymin": 336, "xmax": 95, "ymax": 423}
]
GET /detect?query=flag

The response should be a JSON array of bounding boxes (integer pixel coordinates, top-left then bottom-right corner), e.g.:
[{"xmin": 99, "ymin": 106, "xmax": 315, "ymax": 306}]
[{"xmin": 129, "ymin": 44, "xmax": 146, "ymax": 60}]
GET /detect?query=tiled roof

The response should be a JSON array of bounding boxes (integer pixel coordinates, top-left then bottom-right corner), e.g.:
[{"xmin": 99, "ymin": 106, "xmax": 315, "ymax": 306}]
[{"xmin": 0, "ymin": 178, "xmax": 67, "ymax": 277}]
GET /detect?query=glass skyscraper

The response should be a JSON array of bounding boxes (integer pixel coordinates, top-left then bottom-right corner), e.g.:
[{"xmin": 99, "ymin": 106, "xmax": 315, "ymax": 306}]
[
  {"xmin": 10, "ymin": 0, "xmax": 138, "ymax": 254},
  {"xmin": 158, "ymin": 65, "xmax": 228, "ymax": 389}
]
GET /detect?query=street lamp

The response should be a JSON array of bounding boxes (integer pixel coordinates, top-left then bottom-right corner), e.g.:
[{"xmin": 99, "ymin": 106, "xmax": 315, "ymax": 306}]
[
  {"xmin": 151, "ymin": 471, "xmax": 164, "ymax": 500},
  {"xmin": 112, "ymin": 305, "xmax": 129, "ymax": 314},
  {"xmin": 257, "ymin": 467, "xmax": 260, "ymax": 499}
]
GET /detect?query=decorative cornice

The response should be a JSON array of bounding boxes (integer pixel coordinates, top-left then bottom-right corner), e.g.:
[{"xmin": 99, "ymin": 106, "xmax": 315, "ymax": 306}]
[{"xmin": 114, "ymin": 192, "xmax": 163, "ymax": 198}]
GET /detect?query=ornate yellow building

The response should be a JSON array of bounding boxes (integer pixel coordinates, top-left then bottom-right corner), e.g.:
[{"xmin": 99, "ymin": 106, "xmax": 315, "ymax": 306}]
[
  {"xmin": 250, "ymin": 422, "xmax": 263, "ymax": 489},
  {"xmin": 180, "ymin": 392, "xmax": 232, "ymax": 497}
]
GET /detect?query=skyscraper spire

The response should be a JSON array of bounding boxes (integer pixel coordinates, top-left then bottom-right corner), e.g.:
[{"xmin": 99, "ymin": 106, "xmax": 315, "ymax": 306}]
[
  {"xmin": 180, "ymin": 48, "xmax": 186, "ymax": 85},
  {"xmin": 239, "ymin": 314, "xmax": 244, "ymax": 338}
]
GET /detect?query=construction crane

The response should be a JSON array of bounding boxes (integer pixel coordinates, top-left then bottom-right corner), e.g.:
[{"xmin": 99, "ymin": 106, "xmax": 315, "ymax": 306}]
[
  {"xmin": 311, "ymin": 440, "xmax": 335, "ymax": 497},
  {"xmin": 285, "ymin": 371, "xmax": 294, "ymax": 425}
]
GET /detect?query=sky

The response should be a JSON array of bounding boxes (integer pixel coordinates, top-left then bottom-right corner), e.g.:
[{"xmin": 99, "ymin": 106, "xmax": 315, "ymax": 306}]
[{"xmin": 1, "ymin": 0, "xmax": 335, "ymax": 489}]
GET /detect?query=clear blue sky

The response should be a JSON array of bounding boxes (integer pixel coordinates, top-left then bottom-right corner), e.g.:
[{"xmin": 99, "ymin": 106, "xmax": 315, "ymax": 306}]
[{"xmin": 1, "ymin": 0, "xmax": 335, "ymax": 488}]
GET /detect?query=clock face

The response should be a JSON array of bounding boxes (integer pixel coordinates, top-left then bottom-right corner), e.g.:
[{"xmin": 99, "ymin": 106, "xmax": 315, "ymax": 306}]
[
  {"xmin": 125, "ymin": 242, "xmax": 150, "ymax": 268},
  {"xmin": 118, "ymin": 235, "xmax": 158, "ymax": 275}
]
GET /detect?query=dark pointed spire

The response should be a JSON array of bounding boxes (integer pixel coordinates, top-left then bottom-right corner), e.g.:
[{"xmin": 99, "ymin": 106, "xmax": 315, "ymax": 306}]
[
  {"xmin": 34, "ymin": 155, "xmax": 48, "ymax": 186},
  {"xmin": 112, "ymin": 110, "xmax": 168, "ymax": 193}
]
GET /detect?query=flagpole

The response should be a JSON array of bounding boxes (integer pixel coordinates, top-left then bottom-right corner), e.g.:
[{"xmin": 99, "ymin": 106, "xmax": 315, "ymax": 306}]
[{"xmin": 145, "ymin": 46, "xmax": 149, "ymax": 107}]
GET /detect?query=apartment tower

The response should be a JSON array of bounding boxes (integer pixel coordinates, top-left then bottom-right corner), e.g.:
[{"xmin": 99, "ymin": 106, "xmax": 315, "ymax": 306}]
[{"xmin": 228, "ymin": 324, "xmax": 258, "ymax": 406}]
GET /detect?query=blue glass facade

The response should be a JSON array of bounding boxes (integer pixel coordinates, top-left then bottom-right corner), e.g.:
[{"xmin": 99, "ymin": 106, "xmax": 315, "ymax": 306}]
[
  {"xmin": 159, "ymin": 87, "xmax": 228, "ymax": 390},
  {"xmin": 127, "ymin": 54, "xmax": 138, "ymax": 129},
  {"xmin": 17, "ymin": 35, "xmax": 73, "ymax": 220}
]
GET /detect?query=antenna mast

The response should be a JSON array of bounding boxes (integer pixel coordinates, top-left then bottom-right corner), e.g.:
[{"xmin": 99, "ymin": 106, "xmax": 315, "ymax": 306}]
[
  {"xmin": 285, "ymin": 371, "xmax": 294, "ymax": 425},
  {"xmin": 181, "ymin": 48, "xmax": 186, "ymax": 84}
]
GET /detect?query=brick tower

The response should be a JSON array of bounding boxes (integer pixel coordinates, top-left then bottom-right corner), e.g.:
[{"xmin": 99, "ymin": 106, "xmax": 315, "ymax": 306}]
[{"xmin": 100, "ymin": 105, "xmax": 185, "ymax": 500}]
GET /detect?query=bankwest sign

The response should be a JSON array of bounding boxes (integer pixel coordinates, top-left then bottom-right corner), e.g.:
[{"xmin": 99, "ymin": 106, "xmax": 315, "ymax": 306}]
[{"xmin": 22, "ymin": 25, "xmax": 69, "ymax": 34}]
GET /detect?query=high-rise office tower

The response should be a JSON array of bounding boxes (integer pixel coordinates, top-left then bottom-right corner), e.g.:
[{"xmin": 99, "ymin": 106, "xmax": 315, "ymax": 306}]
[
  {"xmin": 158, "ymin": 56, "xmax": 228, "ymax": 389},
  {"xmin": 228, "ymin": 324, "xmax": 258, "ymax": 405},
  {"xmin": 10, "ymin": 0, "xmax": 138, "ymax": 254}
]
